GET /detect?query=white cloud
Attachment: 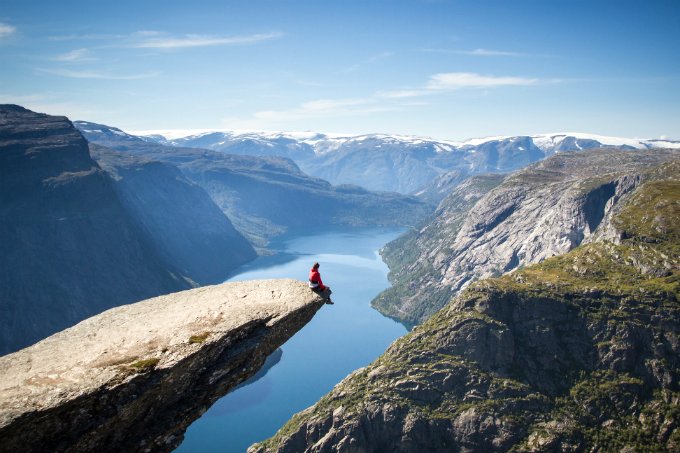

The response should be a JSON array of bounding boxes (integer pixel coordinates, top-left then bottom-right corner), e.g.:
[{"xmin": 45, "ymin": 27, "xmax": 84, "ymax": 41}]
[
  {"xmin": 464, "ymin": 48, "xmax": 526, "ymax": 57},
  {"xmin": 376, "ymin": 89, "xmax": 430, "ymax": 99},
  {"xmin": 377, "ymin": 72, "xmax": 541, "ymax": 99},
  {"xmin": 37, "ymin": 68, "xmax": 160, "ymax": 80},
  {"xmin": 254, "ymin": 98, "xmax": 395, "ymax": 121},
  {"xmin": 253, "ymin": 71, "xmax": 543, "ymax": 122},
  {"xmin": 426, "ymin": 72, "xmax": 539, "ymax": 90},
  {"xmin": 51, "ymin": 48, "xmax": 95, "ymax": 62},
  {"xmin": 424, "ymin": 48, "xmax": 529, "ymax": 57},
  {"xmin": 0, "ymin": 22, "xmax": 16, "ymax": 38},
  {"xmin": 132, "ymin": 32, "xmax": 283, "ymax": 49}
]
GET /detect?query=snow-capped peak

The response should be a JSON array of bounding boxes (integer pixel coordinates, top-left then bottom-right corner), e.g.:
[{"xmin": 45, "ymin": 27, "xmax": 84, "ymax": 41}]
[{"xmin": 127, "ymin": 127, "xmax": 680, "ymax": 154}]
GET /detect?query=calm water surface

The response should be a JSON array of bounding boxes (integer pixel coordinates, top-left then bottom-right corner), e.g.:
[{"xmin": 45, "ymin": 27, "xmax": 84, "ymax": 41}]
[{"xmin": 175, "ymin": 227, "xmax": 407, "ymax": 452}]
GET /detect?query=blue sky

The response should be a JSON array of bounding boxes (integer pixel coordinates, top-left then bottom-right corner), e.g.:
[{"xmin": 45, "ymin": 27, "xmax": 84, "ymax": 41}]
[{"xmin": 1, "ymin": 0, "xmax": 679, "ymax": 140}]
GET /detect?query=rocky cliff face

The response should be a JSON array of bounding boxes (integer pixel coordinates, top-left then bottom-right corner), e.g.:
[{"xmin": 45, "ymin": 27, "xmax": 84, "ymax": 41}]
[
  {"xmin": 76, "ymin": 122, "xmax": 432, "ymax": 249},
  {"xmin": 374, "ymin": 149, "xmax": 680, "ymax": 326},
  {"xmin": 0, "ymin": 279, "xmax": 324, "ymax": 453},
  {"xmin": 249, "ymin": 159, "xmax": 679, "ymax": 453},
  {"xmin": 0, "ymin": 105, "xmax": 190, "ymax": 354},
  {"xmin": 91, "ymin": 145, "xmax": 256, "ymax": 284}
]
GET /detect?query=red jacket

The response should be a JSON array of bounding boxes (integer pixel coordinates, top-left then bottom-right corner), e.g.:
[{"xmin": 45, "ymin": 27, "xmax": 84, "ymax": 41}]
[{"xmin": 309, "ymin": 268, "xmax": 326, "ymax": 290}]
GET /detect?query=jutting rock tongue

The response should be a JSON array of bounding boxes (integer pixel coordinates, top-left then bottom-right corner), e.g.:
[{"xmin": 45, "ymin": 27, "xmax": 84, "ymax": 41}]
[{"xmin": 0, "ymin": 279, "xmax": 325, "ymax": 453}]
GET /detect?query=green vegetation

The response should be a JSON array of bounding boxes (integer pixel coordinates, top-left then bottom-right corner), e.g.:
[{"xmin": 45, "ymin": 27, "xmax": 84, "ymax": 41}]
[
  {"xmin": 188, "ymin": 332, "xmax": 210, "ymax": 344},
  {"xmin": 520, "ymin": 374, "xmax": 679, "ymax": 452},
  {"xmin": 129, "ymin": 357, "xmax": 160, "ymax": 371},
  {"xmin": 254, "ymin": 159, "xmax": 680, "ymax": 452}
]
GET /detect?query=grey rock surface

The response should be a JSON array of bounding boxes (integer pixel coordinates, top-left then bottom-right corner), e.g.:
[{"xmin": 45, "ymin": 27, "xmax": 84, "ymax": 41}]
[
  {"xmin": 0, "ymin": 105, "xmax": 190, "ymax": 354},
  {"xmin": 91, "ymin": 145, "xmax": 256, "ymax": 284},
  {"xmin": 0, "ymin": 279, "xmax": 324, "ymax": 453},
  {"xmin": 375, "ymin": 149, "xmax": 680, "ymax": 325}
]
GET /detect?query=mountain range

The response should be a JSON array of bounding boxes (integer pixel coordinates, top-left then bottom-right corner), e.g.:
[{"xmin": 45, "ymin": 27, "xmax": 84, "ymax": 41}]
[
  {"xmin": 76, "ymin": 121, "xmax": 431, "ymax": 249},
  {"xmin": 120, "ymin": 126, "xmax": 680, "ymax": 197}
]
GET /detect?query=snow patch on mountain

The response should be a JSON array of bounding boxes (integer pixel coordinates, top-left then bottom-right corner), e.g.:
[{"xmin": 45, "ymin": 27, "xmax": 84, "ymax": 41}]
[{"xmin": 131, "ymin": 128, "xmax": 679, "ymax": 154}]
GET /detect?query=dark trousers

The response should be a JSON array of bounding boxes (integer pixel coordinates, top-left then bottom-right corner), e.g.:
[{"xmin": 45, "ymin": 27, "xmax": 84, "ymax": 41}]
[{"xmin": 312, "ymin": 287, "xmax": 332, "ymax": 300}]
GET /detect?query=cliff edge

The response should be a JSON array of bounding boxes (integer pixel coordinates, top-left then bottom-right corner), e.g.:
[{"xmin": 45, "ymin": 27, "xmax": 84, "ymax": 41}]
[
  {"xmin": 375, "ymin": 149, "xmax": 679, "ymax": 325},
  {"xmin": 0, "ymin": 279, "xmax": 324, "ymax": 452}
]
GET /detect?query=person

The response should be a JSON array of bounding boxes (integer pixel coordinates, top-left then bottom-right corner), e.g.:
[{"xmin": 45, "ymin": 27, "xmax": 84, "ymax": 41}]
[{"xmin": 309, "ymin": 262, "xmax": 333, "ymax": 304}]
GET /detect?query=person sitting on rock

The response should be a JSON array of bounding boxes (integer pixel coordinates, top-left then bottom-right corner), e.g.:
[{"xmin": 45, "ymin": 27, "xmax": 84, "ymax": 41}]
[{"xmin": 309, "ymin": 262, "xmax": 333, "ymax": 304}]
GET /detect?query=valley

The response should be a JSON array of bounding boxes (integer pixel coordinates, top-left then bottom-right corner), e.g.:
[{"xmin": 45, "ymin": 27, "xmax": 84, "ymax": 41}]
[{"xmin": 1, "ymin": 104, "xmax": 678, "ymax": 452}]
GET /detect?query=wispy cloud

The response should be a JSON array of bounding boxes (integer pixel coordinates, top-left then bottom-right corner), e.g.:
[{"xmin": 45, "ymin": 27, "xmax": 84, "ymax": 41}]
[
  {"xmin": 461, "ymin": 48, "xmax": 527, "ymax": 57},
  {"xmin": 368, "ymin": 51, "xmax": 396, "ymax": 62},
  {"xmin": 379, "ymin": 72, "xmax": 544, "ymax": 98},
  {"xmin": 0, "ymin": 22, "xmax": 16, "ymax": 39},
  {"xmin": 254, "ymin": 71, "xmax": 545, "ymax": 121},
  {"xmin": 423, "ymin": 48, "xmax": 552, "ymax": 58},
  {"xmin": 48, "ymin": 33, "xmax": 126, "ymax": 41},
  {"xmin": 427, "ymin": 72, "xmax": 539, "ymax": 89},
  {"xmin": 342, "ymin": 51, "xmax": 396, "ymax": 73},
  {"xmin": 132, "ymin": 32, "xmax": 283, "ymax": 49},
  {"xmin": 51, "ymin": 48, "xmax": 96, "ymax": 62},
  {"xmin": 254, "ymin": 98, "xmax": 395, "ymax": 121},
  {"xmin": 37, "ymin": 68, "xmax": 160, "ymax": 80},
  {"xmin": 46, "ymin": 30, "xmax": 283, "ymax": 50},
  {"xmin": 376, "ymin": 89, "xmax": 430, "ymax": 99}
]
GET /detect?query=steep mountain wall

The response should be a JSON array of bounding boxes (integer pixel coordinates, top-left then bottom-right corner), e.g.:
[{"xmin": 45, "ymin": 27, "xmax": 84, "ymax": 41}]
[
  {"xmin": 92, "ymin": 145, "xmax": 256, "ymax": 284},
  {"xmin": 0, "ymin": 279, "xmax": 324, "ymax": 453},
  {"xmin": 250, "ymin": 159, "xmax": 680, "ymax": 453},
  {"xmin": 0, "ymin": 105, "xmax": 190, "ymax": 354},
  {"xmin": 374, "ymin": 149, "xmax": 680, "ymax": 325}
]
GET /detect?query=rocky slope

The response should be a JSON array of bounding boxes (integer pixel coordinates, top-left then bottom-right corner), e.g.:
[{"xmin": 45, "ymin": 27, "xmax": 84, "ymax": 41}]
[
  {"xmin": 76, "ymin": 122, "xmax": 431, "ymax": 249},
  {"xmin": 91, "ymin": 145, "xmax": 256, "ymax": 284},
  {"xmin": 249, "ymin": 159, "xmax": 680, "ymax": 453},
  {"xmin": 0, "ymin": 279, "xmax": 324, "ymax": 453},
  {"xmin": 374, "ymin": 149, "xmax": 680, "ymax": 326},
  {"xmin": 130, "ymin": 128, "xmax": 680, "ymax": 196},
  {"xmin": 0, "ymin": 105, "xmax": 191, "ymax": 354}
]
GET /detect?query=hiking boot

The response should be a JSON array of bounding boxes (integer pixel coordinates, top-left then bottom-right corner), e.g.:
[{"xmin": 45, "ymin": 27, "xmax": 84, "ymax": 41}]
[{"xmin": 326, "ymin": 300, "xmax": 334, "ymax": 305}]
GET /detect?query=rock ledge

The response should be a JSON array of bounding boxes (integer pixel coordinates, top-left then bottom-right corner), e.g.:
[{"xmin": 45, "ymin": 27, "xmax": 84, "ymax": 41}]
[{"xmin": 0, "ymin": 278, "xmax": 323, "ymax": 452}]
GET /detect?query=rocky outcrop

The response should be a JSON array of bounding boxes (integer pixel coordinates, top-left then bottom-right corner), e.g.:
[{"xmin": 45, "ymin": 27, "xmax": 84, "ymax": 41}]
[
  {"xmin": 250, "ymin": 160, "xmax": 680, "ymax": 453},
  {"xmin": 0, "ymin": 105, "xmax": 191, "ymax": 354},
  {"xmin": 0, "ymin": 279, "xmax": 324, "ymax": 453},
  {"xmin": 374, "ymin": 149, "xmax": 680, "ymax": 325},
  {"xmin": 76, "ymin": 122, "xmax": 432, "ymax": 249},
  {"xmin": 92, "ymin": 145, "xmax": 256, "ymax": 284}
]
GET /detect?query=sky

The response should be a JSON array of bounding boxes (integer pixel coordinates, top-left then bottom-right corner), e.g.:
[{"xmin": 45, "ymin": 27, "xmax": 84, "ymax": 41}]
[{"xmin": 1, "ymin": 0, "xmax": 679, "ymax": 141}]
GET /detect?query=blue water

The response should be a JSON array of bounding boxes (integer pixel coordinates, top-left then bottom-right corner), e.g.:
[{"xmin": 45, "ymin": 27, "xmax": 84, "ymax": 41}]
[{"xmin": 175, "ymin": 227, "xmax": 407, "ymax": 452}]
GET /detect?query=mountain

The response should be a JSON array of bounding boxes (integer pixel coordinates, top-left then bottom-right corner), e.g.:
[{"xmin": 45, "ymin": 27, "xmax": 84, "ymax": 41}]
[
  {"xmin": 0, "ymin": 279, "xmax": 323, "ymax": 453},
  {"xmin": 250, "ymin": 154, "xmax": 680, "ymax": 453},
  {"xmin": 0, "ymin": 105, "xmax": 192, "ymax": 354},
  {"xmin": 374, "ymin": 148, "xmax": 680, "ymax": 326},
  {"xmin": 90, "ymin": 145, "xmax": 256, "ymax": 284},
  {"xmin": 131, "ymin": 128, "xmax": 680, "ymax": 197},
  {"xmin": 76, "ymin": 122, "xmax": 432, "ymax": 249}
]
